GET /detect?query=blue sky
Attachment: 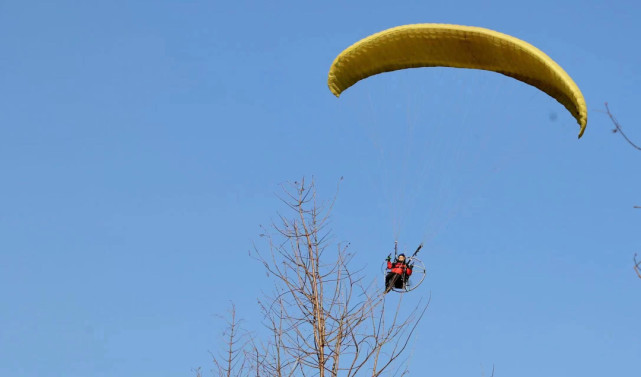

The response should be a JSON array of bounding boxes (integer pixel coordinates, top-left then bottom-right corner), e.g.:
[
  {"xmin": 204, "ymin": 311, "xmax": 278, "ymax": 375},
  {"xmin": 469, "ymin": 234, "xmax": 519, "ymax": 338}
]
[{"xmin": 1, "ymin": 0, "xmax": 640, "ymax": 376}]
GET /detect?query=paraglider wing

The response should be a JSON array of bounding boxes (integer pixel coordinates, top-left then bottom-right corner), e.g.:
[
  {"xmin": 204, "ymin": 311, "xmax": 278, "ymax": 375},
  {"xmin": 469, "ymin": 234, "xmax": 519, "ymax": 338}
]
[{"xmin": 327, "ymin": 24, "xmax": 587, "ymax": 138}]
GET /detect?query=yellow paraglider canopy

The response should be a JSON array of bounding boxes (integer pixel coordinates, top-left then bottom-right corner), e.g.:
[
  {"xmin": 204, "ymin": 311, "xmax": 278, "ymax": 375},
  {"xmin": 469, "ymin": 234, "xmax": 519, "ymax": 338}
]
[{"xmin": 328, "ymin": 24, "xmax": 587, "ymax": 138}]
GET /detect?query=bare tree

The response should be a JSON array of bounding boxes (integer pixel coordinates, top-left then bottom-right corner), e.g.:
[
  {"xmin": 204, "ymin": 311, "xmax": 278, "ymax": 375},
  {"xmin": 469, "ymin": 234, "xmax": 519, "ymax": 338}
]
[
  {"xmin": 634, "ymin": 254, "xmax": 641, "ymax": 280},
  {"xmin": 200, "ymin": 177, "xmax": 428, "ymax": 377}
]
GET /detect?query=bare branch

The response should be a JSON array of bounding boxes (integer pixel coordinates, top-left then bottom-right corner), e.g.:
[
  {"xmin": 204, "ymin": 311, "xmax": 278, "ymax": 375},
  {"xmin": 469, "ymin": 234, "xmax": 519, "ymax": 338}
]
[
  {"xmin": 482, "ymin": 363, "xmax": 496, "ymax": 377},
  {"xmin": 596, "ymin": 104, "xmax": 641, "ymax": 281},
  {"xmin": 206, "ymin": 303, "xmax": 252, "ymax": 377},
  {"xmin": 595, "ymin": 102, "xmax": 641, "ymax": 150}
]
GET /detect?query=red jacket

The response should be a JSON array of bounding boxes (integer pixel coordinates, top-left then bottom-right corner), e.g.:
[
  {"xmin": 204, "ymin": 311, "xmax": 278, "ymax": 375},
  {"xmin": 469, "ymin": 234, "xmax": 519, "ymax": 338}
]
[{"xmin": 387, "ymin": 261, "xmax": 412, "ymax": 276}]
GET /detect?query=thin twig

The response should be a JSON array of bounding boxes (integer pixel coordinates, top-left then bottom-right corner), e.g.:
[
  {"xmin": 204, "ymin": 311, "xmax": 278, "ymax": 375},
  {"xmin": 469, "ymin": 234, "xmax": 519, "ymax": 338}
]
[
  {"xmin": 595, "ymin": 102, "xmax": 641, "ymax": 150},
  {"xmin": 480, "ymin": 363, "xmax": 496, "ymax": 377}
]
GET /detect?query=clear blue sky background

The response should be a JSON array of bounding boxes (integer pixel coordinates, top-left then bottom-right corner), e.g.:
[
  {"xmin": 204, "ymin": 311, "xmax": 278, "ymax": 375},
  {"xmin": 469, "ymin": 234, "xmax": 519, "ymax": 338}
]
[{"xmin": 1, "ymin": 0, "xmax": 640, "ymax": 376}]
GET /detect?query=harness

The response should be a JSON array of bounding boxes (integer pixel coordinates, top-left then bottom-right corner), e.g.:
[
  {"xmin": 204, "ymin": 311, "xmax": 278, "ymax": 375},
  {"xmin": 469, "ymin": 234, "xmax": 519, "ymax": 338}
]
[{"xmin": 387, "ymin": 261, "xmax": 412, "ymax": 275}]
